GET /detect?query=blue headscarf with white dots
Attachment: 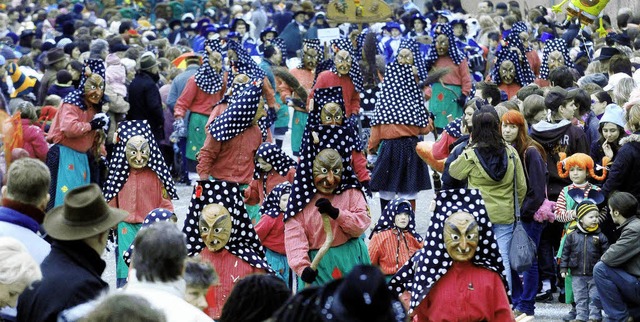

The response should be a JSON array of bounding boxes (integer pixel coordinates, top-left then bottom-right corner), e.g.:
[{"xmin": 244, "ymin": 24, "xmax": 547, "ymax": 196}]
[
  {"xmin": 372, "ymin": 62, "xmax": 428, "ymax": 128},
  {"xmin": 369, "ymin": 198, "xmax": 422, "ymax": 242}
]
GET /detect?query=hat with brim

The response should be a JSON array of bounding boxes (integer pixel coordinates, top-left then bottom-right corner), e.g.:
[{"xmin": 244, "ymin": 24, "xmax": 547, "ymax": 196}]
[
  {"xmin": 260, "ymin": 27, "xmax": 278, "ymax": 41},
  {"xmin": 44, "ymin": 48, "xmax": 67, "ymax": 66},
  {"xmin": 44, "ymin": 184, "xmax": 128, "ymax": 241},
  {"xmin": 594, "ymin": 47, "xmax": 621, "ymax": 62},
  {"xmin": 139, "ymin": 52, "xmax": 159, "ymax": 70}
]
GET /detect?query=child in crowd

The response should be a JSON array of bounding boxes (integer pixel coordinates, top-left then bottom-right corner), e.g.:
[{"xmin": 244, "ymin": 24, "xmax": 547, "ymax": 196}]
[
  {"xmin": 47, "ymin": 70, "xmax": 74, "ymax": 99},
  {"xmin": 368, "ymin": 198, "xmax": 423, "ymax": 281},
  {"xmin": 560, "ymin": 201, "xmax": 608, "ymax": 322},
  {"xmin": 254, "ymin": 182, "xmax": 292, "ymax": 286},
  {"xmin": 184, "ymin": 257, "xmax": 218, "ymax": 312},
  {"xmin": 37, "ymin": 95, "xmax": 60, "ymax": 133}
]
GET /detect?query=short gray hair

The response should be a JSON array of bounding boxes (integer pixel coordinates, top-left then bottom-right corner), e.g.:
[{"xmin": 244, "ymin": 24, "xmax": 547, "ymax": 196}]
[
  {"xmin": 89, "ymin": 39, "xmax": 109, "ymax": 58},
  {"xmin": 0, "ymin": 237, "xmax": 42, "ymax": 286}
]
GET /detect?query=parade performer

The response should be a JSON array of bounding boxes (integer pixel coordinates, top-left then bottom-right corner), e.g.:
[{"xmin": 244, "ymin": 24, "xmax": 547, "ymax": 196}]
[
  {"xmin": 451, "ymin": 17, "xmax": 485, "ymax": 82},
  {"xmin": 183, "ymin": 179, "xmax": 273, "ymax": 320},
  {"xmin": 284, "ymin": 125, "xmax": 370, "ymax": 288},
  {"xmin": 490, "ymin": 47, "xmax": 535, "ymax": 99},
  {"xmin": 122, "ymin": 208, "xmax": 178, "ymax": 267},
  {"xmin": 390, "ymin": 188, "xmax": 513, "ymax": 321},
  {"xmin": 103, "ymin": 120, "xmax": 178, "ymax": 287},
  {"xmin": 537, "ymin": 38, "xmax": 574, "ymax": 88},
  {"xmin": 45, "ymin": 59, "xmax": 109, "ymax": 210},
  {"xmin": 226, "ymin": 39, "xmax": 276, "ymax": 109}
]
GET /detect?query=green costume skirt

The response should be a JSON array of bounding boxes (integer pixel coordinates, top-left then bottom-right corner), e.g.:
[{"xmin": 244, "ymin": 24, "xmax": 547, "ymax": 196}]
[
  {"xmin": 246, "ymin": 204, "xmax": 261, "ymax": 226},
  {"xmin": 429, "ymin": 83, "xmax": 463, "ymax": 129},
  {"xmin": 116, "ymin": 222, "xmax": 142, "ymax": 280},
  {"xmin": 290, "ymin": 110, "xmax": 308, "ymax": 155},
  {"xmin": 265, "ymin": 248, "xmax": 292, "ymax": 288},
  {"xmin": 186, "ymin": 112, "xmax": 209, "ymax": 161},
  {"xmin": 297, "ymin": 237, "xmax": 370, "ymax": 290},
  {"xmin": 54, "ymin": 145, "xmax": 91, "ymax": 207},
  {"xmin": 274, "ymin": 94, "xmax": 290, "ymax": 131}
]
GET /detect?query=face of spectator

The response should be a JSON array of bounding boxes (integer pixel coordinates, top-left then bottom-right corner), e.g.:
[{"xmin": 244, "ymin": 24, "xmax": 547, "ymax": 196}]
[
  {"xmin": 501, "ymin": 122, "xmax": 518, "ymax": 143},
  {"xmin": 394, "ymin": 212, "xmax": 409, "ymax": 229},
  {"xmin": 235, "ymin": 22, "xmax": 247, "ymax": 36},
  {"xmin": 185, "ymin": 286, "xmax": 209, "ymax": 311},
  {"xmin": 590, "ymin": 94, "xmax": 607, "ymax": 115},
  {"xmin": 294, "ymin": 13, "xmax": 306, "ymax": 24},
  {"xmin": 601, "ymin": 122, "xmax": 621, "ymax": 143},
  {"xmin": 414, "ymin": 19, "xmax": 425, "ymax": 32},
  {"xmin": 478, "ymin": 2, "xmax": 491, "ymax": 14},
  {"xmin": 453, "ymin": 24, "xmax": 464, "ymax": 37},
  {"xmin": 569, "ymin": 166, "xmax": 587, "ymax": 184},
  {"xmin": 579, "ymin": 210, "xmax": 599, "ymax": 230},
  {"xmin": 390, "ymin": 28, "xmax": 401, "ymax": 37},
  {"xmin": 560, "ymin": 99, "xmax": 577, "ymax": 120}
]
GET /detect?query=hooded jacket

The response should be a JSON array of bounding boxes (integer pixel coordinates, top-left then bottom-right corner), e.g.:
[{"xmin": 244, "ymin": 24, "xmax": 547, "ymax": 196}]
[
  {"xmin": 530, "ymin": 120, "xmax": 589, "ymax": 200},
  {"xmin": 602, "ymin": 133, "xmax": 640, "ymax": 198},
  {"xmin": 449, "ymin": 144, "xmax": 526, "ymax": 224}
]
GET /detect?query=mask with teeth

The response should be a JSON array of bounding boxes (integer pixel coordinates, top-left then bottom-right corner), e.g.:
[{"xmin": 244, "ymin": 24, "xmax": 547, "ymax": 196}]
[
  {"xmin": 443, "ymin": 211, "xmax": 479, "ymax": 261},
  {"xmin": 199, "ymin": 203, "xmax": 232, "ymax": 252},
  {"xmin": 83, "ymin": 73, "xmax": 105, "ymax": 106},
  {"xmin": 320, "ymin": 102, "xmax": 343, "ymax": 126},
  {"xmin": 125, "ymin": 135, "xmax": 150, "ymax": 169},
  {"xmin": 312, "ymin": 149, "xmax": 343, "ymax": 194}
]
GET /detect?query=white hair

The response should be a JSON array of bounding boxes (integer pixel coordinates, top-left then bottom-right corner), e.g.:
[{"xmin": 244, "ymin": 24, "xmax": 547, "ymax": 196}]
[{"xmin": 0, "ymin": 237, "xmax": 42, "ymax": 287}]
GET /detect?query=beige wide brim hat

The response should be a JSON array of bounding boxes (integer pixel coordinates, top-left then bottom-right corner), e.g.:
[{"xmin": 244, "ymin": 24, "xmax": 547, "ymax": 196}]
[{"xmin": 44, "ymin": 184, "xmax": 128, "ymax": 241}]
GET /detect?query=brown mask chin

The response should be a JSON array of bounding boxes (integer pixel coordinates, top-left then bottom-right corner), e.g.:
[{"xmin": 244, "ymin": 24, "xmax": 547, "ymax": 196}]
[
  {"xmin": 397, "ymin": 48, "xmax": 414, "ymax": 65},
  {"xmin": 334, "ymin": 50, "xmax": 352, "ymax": 76},
  {"xmin": 84, "ymin": 74, "xmax": 105, "ymax": 106},
  {"xmin": 125, "ymin": 135, "xmax": 150, "ymax": 169},
  {"xmin": 320, "ymin": 103, "xmax": 343, "ymax": 125},
  {"xmin": 199, "ymin": 204, "xmax": 232, "ymax": 252},
  {"xmin": 499, "ymin": 60, "xmax": 516, "ymax": 85},
  {"xmin": 443, "ymin": 212, "xmax": 479, "ymax": 261},
  {"xmin": 312, "ymin": 149, "xmax": 343, "ymax": 194}
]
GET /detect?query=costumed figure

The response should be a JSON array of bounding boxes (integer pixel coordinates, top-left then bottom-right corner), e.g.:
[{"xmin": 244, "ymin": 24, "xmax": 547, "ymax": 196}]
[
  {"xmin": 551, "ymin": 0, "xmax": 610, "ymax": 37},
  {"xmin": 45, "ymin": 59, "xmax": 110, "ymax": 210},
  {"xmin": 425, "ymin": 23, "xmax": 472, "ymax": 131},
  {"xmin": 122, "ymin": 208, "xmax": 178, "ymax": 267},
  {"xmin": 254, "ymin": 182, "xmax": 293, "ymax": 287},
  {"xmin": 196, "ymin": 76, "xmax": 265, "ymax": 186},
  {"xmin": 508, "ymin": 22, "xmax": 541, "ymax": 78},
  {"xmin": 357, "ymin": 32, "xmax": 386, "ymax": 156},
  {"xmin": 174, "ymin": 39, "xmax": 226, "ymax": 170},
  {"xmin": 490, "ymin": 46, "xmax": 536, "ymax": 99},
  {"xmin": 537, "ymin": 38, "xmax": 574, "ymax": 88},
  {"xmin": 244, "ymin": 142, "xmax": 297, "ymax": 225},
  {"xmin": 284, "ymin": 125, "xmax": 371, "ymax": 289},
  {"xmin": 396, "ymin": 38, "xmax": 430, "ymax": 85},
  {"xmin": 368, "ymin": 198, "xmax": 423, "ymax": 281},
  {"xmin": 278, "ymin": 38, "xmax": 322, "ymax": 156},
  {"xmin": 451, "ymin": 17, "xmax": 486, "ymax": 82},
  {"xmin": 389, "ymin": 188, "xmax": 513, "ymax": 321},
  {"xmin": 103, "ymin": 120, "xmax": 178, "ymax": 287},
  {"xmin": 183, "ymin": 179, "xmax": 274, "ymax": 320},
  {"xmin": 369, "ymin": 62, "xmax": 432, "ymax": 211}
]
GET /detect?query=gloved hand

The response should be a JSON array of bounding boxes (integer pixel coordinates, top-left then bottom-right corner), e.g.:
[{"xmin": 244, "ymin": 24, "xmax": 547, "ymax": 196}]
[
  {"xmin": 456, "ymin": 94, "xmax": 467, "ymax": 107},
  {"xmin": 301, "ymin": 267, "xmax": 318, "ymax": 283},
  {"xmin": 315, "ymin": 198, "xmax": 339, "ymax": 219},
  {"xmin": 361, "ymin": 180, "xmax": 372, "ymax": 198},
  {"xmin": 90, "ymin": 113, "xmax": 109, "ymax": 131}
]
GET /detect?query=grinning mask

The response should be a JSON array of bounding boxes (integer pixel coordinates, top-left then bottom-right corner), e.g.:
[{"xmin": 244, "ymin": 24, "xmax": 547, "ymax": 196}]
[
  {"xmin": 320, "ymin": 102, "xmax": 344, "ymax": 126},
  {"xmin": 396, "ymin": 48, "xmax": 414, "ymax": 66},
  {"xmin": 334, "ymin": 50, "xmax": 352, "ymax": 76},
  {"xmin": 84, "ymin": 73, "xmax": 105, "ymax": 106},
  {"xmin": 548, "ymin": 50, "xmax": 565, "ymax": 72},
  {"xmin": 199, "ymin": 203, "xmax": 232, "ymax": 252},
  {"xmin": 302, "ymin": 46, "xmax": 319, "ymax": 70},
  {"xmin": 209, "ymin": 51, "xmax": 223, "ymax": 73},
  {"xmin": 312, "ymin": 149, "xmax": 343, "ymax": 194},
  {"xmin": 256, "ymin": 157, "xmax": 273, "ymax": 172},
  {"xmin": 499, "ymin": 59, "xmax": 516, "ymax": 85},
  {"xmin": 435, "ymin": 34, "xmax": 449, "ymax": 57},
  {"xmin": 125, "ymin": 135, "xmax": 150, "ymax": 169},
  {"xmin": 443, "ymin": 211, "xmax": 479, "ymax": 262}
]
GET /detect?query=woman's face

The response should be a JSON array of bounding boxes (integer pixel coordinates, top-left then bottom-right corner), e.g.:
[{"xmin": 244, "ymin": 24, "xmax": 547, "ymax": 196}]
[
  {"xmin": 463, "ymin": 106, "xmax": 475, "ymax": 127},
  {"xmin": 501, "ymin": 122, "xmax": 519, "ymax": 144},
  {"xmin": 590, "ymin": 94, "xmax": 607, "ymax": 116},
  {"xmin": 394, "ymin": 212, "xmax": 410, "ymax": 229},
  {"xmin": 414, "ymin": 20, "xmax": 424, "ymax": 32},
  {"xmin": 601, "ymin": 122, "xmax": 620, "ymax": 143},
  {"xmin": 0, "ymin": 282, "xmax": 27, "ymax": 308},
  {"xmin": 71, "ymin": 47, "xmax": 81, "ymax": 59}
]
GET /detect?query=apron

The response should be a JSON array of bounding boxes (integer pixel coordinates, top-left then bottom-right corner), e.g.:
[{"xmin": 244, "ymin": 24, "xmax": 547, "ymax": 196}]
[{"xmin": 429, "ymin": 83, "xmax": 462, "ymax": 129}]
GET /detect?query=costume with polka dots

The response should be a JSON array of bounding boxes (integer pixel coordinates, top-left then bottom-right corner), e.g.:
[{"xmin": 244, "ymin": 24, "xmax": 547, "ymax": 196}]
[
  {"xmin": 540, "ymin": 38, "xmax": 574, "ymax": 80},
  {"xmin": 328, "ymin": 38, "xmax": 363, "ymax": 93},
  {"xmin": 194, "ymin": 39, "xmax": 223, "ymax": 94},
  {"xmin": 103, "ymin": 120, "xmax": 178, "ymax": 202},
  {"xmin": 372, "ymin": 62, "xmax": 428, "ymax": 128},
  {"xmin": 397, "ymin": 38, "xmax": 429, "ymax": 83},
  {"xmin": 426, "ymin": 23, "xmax": 465, "ymax": 70},
  {"xmin": 227, "ymin": 39, "xmax": 266, "ymax": 83},
  {"xmin": 304, "ymin": 86, "xmax": 362, "ymax": 149},
  {"xmin": 491, "ymin": 46, "xmax": 536, "ymax": 87},
  {"xmin": 122, "ymin": 208, "xmax": 176, "ymax": 266},
  {"xmin": 369, "ymin": 198, "xmax": 423, "ymax": 242},
  {"xmin": 63, "ymin": 58, "xmax": 106, "ymax": 110},
  {"xmin": 389, "ymin": 188, "xmax": 508, "ymax": 313},
  {"xmin": 260, "ymin": 182, "xmax": 291, "ymax": 219},
  {"xmin": 285, "ymin": 125, "xmax": 362, "ymax": 222},
  {"xmin": 253, "ymin": 142, "xmax": 297, "ymax": 180},
  {"xmin": 270, "ymin": 37, "xmax": 287, "ymax": 60},
  {"xmin": 298, "ymin": 38, "xmax": 324, "ymax": 69},
  {"xmin": 207, "ymin": 80, "xmax": 262, "ymax": 142},
  {"xmin": 182, "ymin": 179, "xmax": 274, "ymax": 273},
  {"xmin": 444, "ymin": 118, "xmax": 462, "ymax": 138}
]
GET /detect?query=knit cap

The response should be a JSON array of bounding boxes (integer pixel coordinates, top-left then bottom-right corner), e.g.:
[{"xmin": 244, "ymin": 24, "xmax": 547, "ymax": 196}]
[{"xmin": 576, "ymin": 201, "xmax": 598, "ymax": 220}]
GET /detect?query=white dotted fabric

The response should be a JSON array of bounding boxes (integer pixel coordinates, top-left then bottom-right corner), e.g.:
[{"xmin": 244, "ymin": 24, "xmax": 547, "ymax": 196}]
[
  {"xmin": 103, "ymin": 120, "xmax": 178, "ymax": 201},
  {"xmin": 425, "ymin": 23, "xmax": 465, "ymax": 70},
  {"xmin": 253, "ymin": 142, "xmax": 297, "ymax": 179},
  {"xmin": 540, "ymin": 38, "xmax": 574, "ymax": 80},
  {"xmin": 372, "ymin": 62, "xmax": 428, "ymax": 128},
  {"xmin": 491, "ymin": 46, "xmax": 536, "ymax": 87},
  {"xmin": 207, "ymin": 81, "xmax": 262, "ymax": 142},
  {"xmin": 369, "ymin": 198, "xmax": 423, "ymax": 242},
  {"xmin": 194, "ymin": 39, "xmax": 223, "ymax": 94},
  {"xmin": 397, "ymin": 38, "xmax": 429, "ymax": 83},
  {"xmin": 260, "ymin": 182, "xmax": 291, "ymax": 219},
  {"xmin": 63, "ymin": 58, "xmax": 106, "ymax": 109},
  {"xmin": 182, "ymin": 179, "xmax": 274, "ymax": 273}
]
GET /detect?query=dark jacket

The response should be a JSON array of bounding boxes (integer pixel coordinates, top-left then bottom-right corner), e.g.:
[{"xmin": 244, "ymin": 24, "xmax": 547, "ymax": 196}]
[
  {"xmin": 279, "ymin": 21, "xmax": 306, "ymax": 58},
  {"xmin": 530, "ymin": 120, "xmax": 589, "ymax": 201},
  {"xmin": 127, "ymin": 71, "xmax": 165, "ymax": 142},
  {"xmin": 17, "ymin": 240, "xmax": 108, "ymax": 322},
  {"xmin": 560, "ymin": 228, "xmax": 608, "ymax": 276},
  {"xmin": 47, "ymin": 84, "xmax": 74, "ymax": 100},
  {"xmin": 521, "ymin": 146, "xmax": 548, "ymax": 222},
  {"xmin": 442, "ymin": 135, "xmax": 469, "ymax": 190},
  {"xmin": 601, "ymin": 216, "xmax": 640, "ymax": 277},
  {"xmin": 602, "ymin": 133, "xmax": 640, "ymax": 199}
]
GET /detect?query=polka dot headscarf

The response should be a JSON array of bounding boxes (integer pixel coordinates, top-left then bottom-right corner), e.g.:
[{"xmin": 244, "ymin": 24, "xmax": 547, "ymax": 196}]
[
  {"xmin": 540, "ymin": 38, "xmax": 574, "ymax": 80},
  {"xmin": 63, "ymin": 58, "xmax": 106, "ymax": 110},
  {"xmin": 298, "ymin": 38, "xmax": 324, "ymax": 70},
  {"xmin": 122, "ymin": 208, "xmax": 176, "ymax": 266},
  {"xmin": 260, "ymin": 182, "xmax": 291, "ymax": 219},
  {"xmin": 328, "ymin": 38, "xmax": 364, "ymax": 93},
  {"xmin": 397, "ymin": 38, "xmax": 429, "ymax": 83},
  {"xmin": 491, "ymin": 47, "xmax": 536, "ymax": 87},
  {"xmin": 389, "ymin": 189, "xmax": 507, "ymax": 313},
  {"xmin": 207, "ymin": 80, "xmax": 263, "ymax": 142},
  {"xmin": 182, "ymin": 179, "xmax": 274, "ymax": 273},
  {"xmin": 305, "ymin": 86, "xmax": 362, "ymax": 151},
  {"xmin": 369, "ymin": 198, "xmax": 423, "ymax": 242},
  {"xmin": 228, "ymin": 39, "xmax": 266, "ymax": 81},
  {"xmin": 253, "ymin": 142, "xmax": 297, "ymax": 180},
  {"xmin": 443, "ymin": 117, "xmax": 462, "ymax": 138},
  {"xmin": 195, "ymin": 39, "xmax": 223, "ymax": 94},
  {"xmin": 103, "ymin": 120, "xmax": 178, "ymax": 202},
  {"xmin": 285, "ymin": 125, "xmax": 362, "ymax": 222},
  {"xmin": 270, "ymin": 37, "xmax": 288, "ymax": 60},
  {"xmin": 372, "ymin": 62, "xmax": 428, "ymax": 128},
  {"xmin": 426, "ymin": 23, "xmax": 464, "ymax": 71}
]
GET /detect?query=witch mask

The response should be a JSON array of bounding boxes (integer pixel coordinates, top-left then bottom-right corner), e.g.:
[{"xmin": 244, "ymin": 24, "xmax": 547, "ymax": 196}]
[
  {"xmin": 334, "ymin": 50, "xmax": 352, "ymax": 76},
  {"xmin": 84, "ymin": 73, "xmax": 105, "ymax": 106},
  {"xmin": 499, "ymin": 60, "xmax": 516, "ymax": 85},
  {"xmin": 397, "ymin": 48, "xmax": 415, "ymax": 66},
  {"xmin": 302, "ymin": 45, "xmax": 319, "ymax": 70},
  {"xmin": 320, "ymin": 102, "xmax": 344, "ymax": 126},
  {"xmin": 548, "ymin": 50, "xmax": 565, "ymax": 72},
  {"xmin": 443, "ymin": 211, "xmax": 479, "ymax": 262},
  {"xmin": 312, "ymin": 149, "xmax": 344, "ymax": 194},
  {"xmin": 199, "ymin": 203, "xmax": 232, "ymax": 252},
  {"xmin": 435, "ymin": 34, "xmax": 449, "ymax": 57},
  {"xmin": 125, "ymin": 135, "xmax": 150, "ymax": 169}
]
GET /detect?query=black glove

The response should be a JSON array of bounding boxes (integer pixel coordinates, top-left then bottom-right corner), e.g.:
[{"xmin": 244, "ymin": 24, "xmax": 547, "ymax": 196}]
[
  {"xmin": 301, "ymin": 267, "xmax": 318, "ymax": 283},
  {"xmin": 89, "ymin": 118, "xmax": 106, "ymax": 130},
  {"xmin": 361, "ymin": 180, "xmax": 372, "ymax": 198},
  {"xmin": 456, "ymin": 94, "xmax": 467, "ymax": 107},
  {"xmin": 315, "ymin": 198, "xmax": 339, "ymax": 219}
]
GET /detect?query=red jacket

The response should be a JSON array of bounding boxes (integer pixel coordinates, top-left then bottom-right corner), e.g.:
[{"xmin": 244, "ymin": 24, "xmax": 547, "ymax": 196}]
[{"xmin": 21, "ymin": 119, "xmax": 49, "ymax": 161}]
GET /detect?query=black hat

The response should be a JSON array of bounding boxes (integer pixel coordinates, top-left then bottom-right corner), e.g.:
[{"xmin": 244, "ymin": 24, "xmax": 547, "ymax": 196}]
[
  {"xmin": 138, "ymin": 52, "xmax": 159, "ymax": 70},
  {"xmin": 595, "ymin": 47, "xmax": 621, "ymax": 61},
  {"xmin": 56, "ymin": 70, "xmax": 72, "ymax": 84},
  {"xmin": 545, "ymin": 86, "xmax": 577, "ymax": 111},
  {"xmin": 44, "ymin": 48, "xmax": 67, "ymax": 66}
]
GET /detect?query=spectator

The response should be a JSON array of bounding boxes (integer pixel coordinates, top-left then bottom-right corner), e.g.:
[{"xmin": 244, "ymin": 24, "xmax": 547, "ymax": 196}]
[
  {"xmin": 127, "ymin": 53, "xmax": 165, "ymax": 143},
  {"xmin": 183, "ymin": 257, "xmax": 218, "ymax": 311},
  {"xmin": 0, "ymin": 237, "xmax": 42, "ymax": 310},
  {"xmin": 84, "ymin": 294, "xmax": 167, "ymax": 322},
  {"xmin": 14, "ymin": 102, "xmax": 49, "ymax": 161},
  {"xmin": 219, "ymin": 274, "xmax": 290, "ymax": 322},
  {"xmin": 46, "ymin": 70, "xmax": 74, "ymax": 99},
  {"xmin": 37, "ymin": 48, "xmax": 68, "ymax": 106}
]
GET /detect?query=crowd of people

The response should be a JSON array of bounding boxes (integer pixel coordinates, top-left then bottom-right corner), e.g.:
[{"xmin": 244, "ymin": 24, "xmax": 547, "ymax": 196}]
[{"xmin": 0, "ymin": 0, "xmax": 640, "ymax": 321}]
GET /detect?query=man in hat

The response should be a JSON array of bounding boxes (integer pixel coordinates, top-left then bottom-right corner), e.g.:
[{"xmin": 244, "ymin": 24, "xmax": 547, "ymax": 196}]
[
  {"xmin": 127, "ymin": 52, "xmax": 164, "ymax": 143},
  {"xmin": 36, "ymin": 47, "xmax": 68, "ymax": 106},
  {"xmin": 279, "ymin": 5, "xmax": 310, "ymax": 59},
  {"xmin": 17, "ymin": 184, "xmax": 128, "ymax": 322}
]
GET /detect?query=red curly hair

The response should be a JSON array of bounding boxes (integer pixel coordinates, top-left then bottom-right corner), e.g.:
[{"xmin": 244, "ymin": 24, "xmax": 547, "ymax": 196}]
[{"xmin": 557, "ymin": 153, "xmax": 609, "ymax": 182}]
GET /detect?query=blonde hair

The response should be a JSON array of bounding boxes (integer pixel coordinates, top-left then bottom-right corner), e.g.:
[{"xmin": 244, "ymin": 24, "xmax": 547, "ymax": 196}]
[
  {"xmin": 627, "ymin": 103, "xmax": 640, "ymax": 132},
  {"xmin": 613, "ymin": 77, "xmax": 636, "ymax": 106},
  {"xmin": 0, "ymin": 237, "xmax": 42, "ymax": 287}
]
